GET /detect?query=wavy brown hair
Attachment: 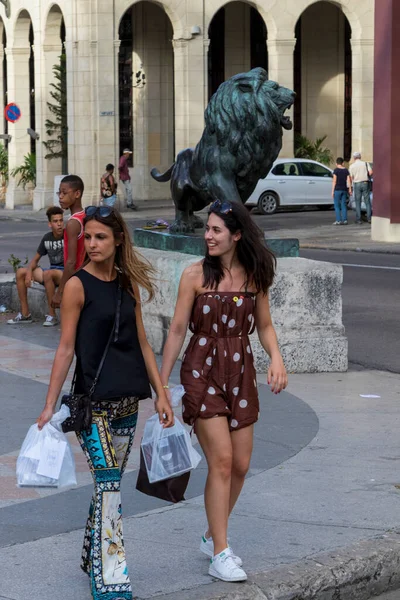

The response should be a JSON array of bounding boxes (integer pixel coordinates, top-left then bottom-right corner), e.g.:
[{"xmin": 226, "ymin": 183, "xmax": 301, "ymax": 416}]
[
  {"xmin": 203, "ymin": 200, "xmax": 276, "ymax": 294},
  {"xmin": 84, "ymin": 208, "xmax": 156, "ymax": 301}
]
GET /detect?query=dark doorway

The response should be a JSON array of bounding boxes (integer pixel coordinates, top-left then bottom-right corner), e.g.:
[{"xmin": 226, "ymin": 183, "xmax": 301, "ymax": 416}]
[
  {"xmin": 29, "ymin": 23, "xmax": 35, "ymax": 154},
  {"xmin": 119, "ymin": 7, "xmax": 133, "ymax": 158},
  {"xmin": 208, "ymin": 2, "xmax": 268, "ymax": 100}
]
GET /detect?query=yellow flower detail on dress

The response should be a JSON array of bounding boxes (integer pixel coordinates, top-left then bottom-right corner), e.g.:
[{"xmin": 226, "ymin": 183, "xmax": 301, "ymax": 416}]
[{"xmin": 233, "ymin": 296, "xmax": 239, "ymax": 302}]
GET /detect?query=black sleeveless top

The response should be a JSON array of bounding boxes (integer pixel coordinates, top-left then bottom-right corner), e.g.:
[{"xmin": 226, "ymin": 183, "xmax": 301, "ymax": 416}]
[{"xmin": 73, "ymin": 269, "xmax": 151, "ymax": 400}]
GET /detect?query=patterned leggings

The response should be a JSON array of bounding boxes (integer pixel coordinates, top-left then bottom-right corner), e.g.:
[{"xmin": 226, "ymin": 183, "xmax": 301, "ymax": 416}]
[{"xmin": 76, "ymin": 397, "xmax": 138, "ymax": 600}]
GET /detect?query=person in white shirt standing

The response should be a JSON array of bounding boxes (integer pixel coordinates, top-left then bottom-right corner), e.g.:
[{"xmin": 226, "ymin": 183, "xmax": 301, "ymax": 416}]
[{"xmin": 349, "ymin": 152, "xmax": 373, "ymax": 224}]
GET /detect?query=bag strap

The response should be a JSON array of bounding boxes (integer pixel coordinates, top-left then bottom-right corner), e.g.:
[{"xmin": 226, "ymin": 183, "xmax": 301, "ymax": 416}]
[{"xmin": 70, "ymin": 282, "xmax": 122, "ymax": 397}]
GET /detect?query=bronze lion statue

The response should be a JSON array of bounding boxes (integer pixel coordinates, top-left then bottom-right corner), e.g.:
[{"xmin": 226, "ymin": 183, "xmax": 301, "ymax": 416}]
[{"xmin": 151, "ymin": 67, "xmax": 295, "ymax": 232}]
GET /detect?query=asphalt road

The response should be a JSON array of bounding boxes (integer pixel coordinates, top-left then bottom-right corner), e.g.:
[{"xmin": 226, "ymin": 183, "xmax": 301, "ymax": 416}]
[
  {"xmin": 1, "ymin": 210, "xmax": 399, "ymax": 373},
  {"xmin": 301, "ymin": 248, "xmax": 400, "ymax": 373}
]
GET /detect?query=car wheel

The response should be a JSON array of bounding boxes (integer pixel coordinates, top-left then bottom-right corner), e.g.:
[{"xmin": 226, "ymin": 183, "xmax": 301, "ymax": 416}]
[{"xmin": 258, "ymin": 192, "xmax": 279, "ymax": 215}]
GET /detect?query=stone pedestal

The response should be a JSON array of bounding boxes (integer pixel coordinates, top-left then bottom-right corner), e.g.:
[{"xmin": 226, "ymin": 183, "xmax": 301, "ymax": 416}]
[
  {"xmin": 2, "ymin": 251, "xmax": 347, "ymax": 373},
  {"xmin": 138, "ymin": 249, "xmax": 347, "ymax": 373},
  {"xmin": 371, "ymin": 0, "xmax": 400, "ymax": 242},
  {"xmin": 133, "ymin": 228, "xmax": 299, "ymax": 258}
]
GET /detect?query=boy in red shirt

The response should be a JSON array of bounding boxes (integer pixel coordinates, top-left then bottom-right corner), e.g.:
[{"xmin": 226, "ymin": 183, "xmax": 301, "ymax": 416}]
[{"xmin": 52, "ymin": 175, "xmax": 85, "ymax": 309}]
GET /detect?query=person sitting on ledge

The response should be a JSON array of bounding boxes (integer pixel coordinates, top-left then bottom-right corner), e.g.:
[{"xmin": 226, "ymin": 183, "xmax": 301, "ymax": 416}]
[{"xmin": 7, "ymin": 206, "xmax": 65, "ymax": 327}]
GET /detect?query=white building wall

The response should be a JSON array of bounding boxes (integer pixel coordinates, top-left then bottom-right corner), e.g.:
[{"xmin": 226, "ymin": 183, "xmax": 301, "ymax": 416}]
[{"xmin": 0, "ymin": 0, "xmax": 374, "ymax": 209}]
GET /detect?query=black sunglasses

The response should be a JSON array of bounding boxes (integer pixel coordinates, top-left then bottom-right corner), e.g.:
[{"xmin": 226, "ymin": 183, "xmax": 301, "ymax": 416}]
[
  {"xmin": 85, "ymin": 206, "xmax": 114, "ymax": 218},
  {"xmin": 209, "ymin": 200, "xmax": 233, "ymax": 214}
]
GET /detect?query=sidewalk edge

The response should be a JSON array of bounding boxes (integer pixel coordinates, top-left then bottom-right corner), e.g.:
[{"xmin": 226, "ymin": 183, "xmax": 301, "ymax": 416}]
[{"xmin": 153, "ymin": 531, "xmax": 400, "ymax": 600}]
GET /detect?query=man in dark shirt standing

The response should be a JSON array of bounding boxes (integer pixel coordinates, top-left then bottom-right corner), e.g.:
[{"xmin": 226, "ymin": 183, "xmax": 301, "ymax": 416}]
[
  {"xmin": 332, "ymin": 157, "xmax": 352, "ymax": 225},
  {"xmin": 7, "ymin": 206, "xmax": 65, "ymax": 327},
  {"xmin": 118, "ymin": 148, "xmax": 137, "ymax": 210}
]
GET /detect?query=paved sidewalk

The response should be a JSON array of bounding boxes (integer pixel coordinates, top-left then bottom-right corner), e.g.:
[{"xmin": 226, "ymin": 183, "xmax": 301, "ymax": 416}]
[
  {"xmin": 0, "ymin": 200, "xmax": 175, "ymax": 224},
  {"xmin": 266, "ymin": 220, "xmax": 400, "ymax": 254},
  {"xmin": 1, "ymin": 322, "xmax": 400, "ymax": 599}
]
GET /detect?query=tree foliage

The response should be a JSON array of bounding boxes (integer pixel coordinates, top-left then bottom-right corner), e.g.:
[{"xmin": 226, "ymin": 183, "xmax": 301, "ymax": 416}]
[
  {"xmin": 10, "ymin": 153, "xmax": 36, "ymax": 189},
  {"xmin": 294, "ymin": 134, "xmax": 334, "ymax": 166},
  {"xmin": 0, "ymin": 144, "xmax": 8, "ymax": 185},
  {"xmin": 43, "ymin": 54, "xmax": 68, "ymax": 173}
]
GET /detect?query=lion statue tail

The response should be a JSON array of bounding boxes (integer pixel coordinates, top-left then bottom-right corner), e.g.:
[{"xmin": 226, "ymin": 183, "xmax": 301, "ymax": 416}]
[{"xmin": 151, "ymin": 164, "xmax": 175, "ymax": 182}]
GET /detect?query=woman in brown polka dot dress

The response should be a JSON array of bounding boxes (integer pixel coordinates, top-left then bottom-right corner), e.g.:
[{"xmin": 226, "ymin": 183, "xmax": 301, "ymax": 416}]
[{"xmin": 161, "ymin": 200, "xmax": 287, "ymax": 583}]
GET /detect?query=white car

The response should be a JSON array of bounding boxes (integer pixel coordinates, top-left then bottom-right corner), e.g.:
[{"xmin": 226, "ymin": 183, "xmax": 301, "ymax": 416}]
[{"xmin": 245, "ymin": 158, "xmax": 334, "ymax": 215}]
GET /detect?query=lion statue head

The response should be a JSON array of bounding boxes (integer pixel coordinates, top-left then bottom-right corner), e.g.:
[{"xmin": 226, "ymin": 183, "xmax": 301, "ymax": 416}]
[{"xmin": 201, "ymin": 67, "xmax": 295, "ymax": 201}]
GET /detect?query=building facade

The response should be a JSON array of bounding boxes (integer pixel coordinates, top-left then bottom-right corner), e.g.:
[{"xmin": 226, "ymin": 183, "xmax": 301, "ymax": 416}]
[{"xmin": 0, "ymin": 0, "xmax": 374, "ymax": 210}]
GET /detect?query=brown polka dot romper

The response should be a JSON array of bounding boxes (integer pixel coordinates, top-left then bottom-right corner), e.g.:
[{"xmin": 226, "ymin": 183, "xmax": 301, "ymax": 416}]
[{"xmin": 180, "ymin": 291, "xmax": 259, "ymax": 431}]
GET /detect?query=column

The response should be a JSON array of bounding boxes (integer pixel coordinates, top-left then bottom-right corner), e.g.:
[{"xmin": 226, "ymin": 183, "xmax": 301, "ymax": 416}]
[
  {"xmin": 173, "ymin": 39, "xmax": 190, "ymax": 153},
  {"xmin": 267, "ymin": 38, "xmax": 296, "ymax": 157},
  {"xmin": 351, "ymin": 39, "xmax": 374, "ymax": 160},
  {"xmin": 33, "ymin": 44, "xmax": 63, "ymax": 210},
  {"xmin": 5, "ymin": 48, "xmax": 31, "ymax": 208},
  {"xmin": 173, "ymin": 35, "xmax": 207, "ymax": 153},
  {"xmin": 371, "ymin": 0, "xmax": 400, "ymax": 241},
  {"xmin": 64, "ymin": 34, "xmax": 98, "ymax": 206}
]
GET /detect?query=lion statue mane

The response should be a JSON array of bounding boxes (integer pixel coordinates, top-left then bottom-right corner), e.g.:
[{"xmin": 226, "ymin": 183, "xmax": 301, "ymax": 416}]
[{"xmin": 151, "ymin": 67, "xmax": 295, "ymax": 232}]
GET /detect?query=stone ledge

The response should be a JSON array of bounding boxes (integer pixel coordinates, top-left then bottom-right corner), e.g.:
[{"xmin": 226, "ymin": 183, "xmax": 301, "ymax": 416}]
[
  {"xmin": 139, "ymin": 250, "xmax": 347, "ymax": 373},
  {"xmin": 1, "ymin": 252, "xmax": 348, "ymax": 373},
  {"xmin": 152, "ymin": 531, "xmax": 400, "ymax": 600}
]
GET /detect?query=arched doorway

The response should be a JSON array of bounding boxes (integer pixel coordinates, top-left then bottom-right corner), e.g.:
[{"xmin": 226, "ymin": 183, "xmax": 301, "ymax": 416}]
[
  {"xmin": 6, "ymin": 10, "xmax": 35, "ymax": 207},
  {"xmin": 208, "ymin": 2, "xmax": 268, "ymax": 99},
  {"xmin": 118, "ymin": 2, "xmax": 174, "ymax": 199},
  {"xmin": 294, "ymin": 1, "xmax": 352, "ymax": 161}
]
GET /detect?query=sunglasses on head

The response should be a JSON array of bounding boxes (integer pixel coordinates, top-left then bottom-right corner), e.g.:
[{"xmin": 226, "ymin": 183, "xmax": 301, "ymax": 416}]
[
  {"xmin": 209, "ymin": 200, "xmax": 233, "ymax": 214},
  {"xmin": 85, "ymin": 206, "xmax": 114, "ymax": 218}
]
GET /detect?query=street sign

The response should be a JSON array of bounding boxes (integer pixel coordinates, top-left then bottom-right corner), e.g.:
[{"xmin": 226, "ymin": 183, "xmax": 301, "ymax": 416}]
[{"xmin": 4, "ymin": 103, "xmax": 21, "ymax": 123}]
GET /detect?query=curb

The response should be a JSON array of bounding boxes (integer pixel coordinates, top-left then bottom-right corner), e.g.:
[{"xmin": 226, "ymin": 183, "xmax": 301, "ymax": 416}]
[
  {"xmin": 301, "ymin": 242, "xmax": 400, "ymax": 255},
  {"xmin": 152, "ymin": 532, "xmax": 400, "ymax": 600}
]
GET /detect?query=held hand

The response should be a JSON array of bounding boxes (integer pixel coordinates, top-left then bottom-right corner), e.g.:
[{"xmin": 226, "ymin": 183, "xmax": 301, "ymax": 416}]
[
  {"xmin": 155, "ymin": 396, "xmax": 174, "ymax": 428},
  {"xmin": 51, "ymin": 291, "xmax": 62, "ymax": 309},
  {"xmin": 37, "ymin": 406, "xmax": 54, "ymax": 430},
  {"xmin": 267, "ymin": 356, "xmax": 288, "ymax": 394}
]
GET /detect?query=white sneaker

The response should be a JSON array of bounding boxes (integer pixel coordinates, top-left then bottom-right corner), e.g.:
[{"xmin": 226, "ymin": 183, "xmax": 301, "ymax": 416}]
[
  {"xmin": 200, "ymin": 534, "xmax": 243, "ymax": 567},
  {"xmin": 209, "ymin": 548, "xmax": 247, "ymax": 582},
  {"xmin": 7, "ymin": 312, "xmax": 32, "ymax": 324},
  {"xmin": 43, "ymin": 315, "xmax": 58, "ymax": 327}
]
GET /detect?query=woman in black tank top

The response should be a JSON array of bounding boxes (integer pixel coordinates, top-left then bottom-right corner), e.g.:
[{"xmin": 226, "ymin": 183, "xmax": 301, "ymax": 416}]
[{"xmin": 37, "ymin": 206, "xmax": 173, "ymax": 600}]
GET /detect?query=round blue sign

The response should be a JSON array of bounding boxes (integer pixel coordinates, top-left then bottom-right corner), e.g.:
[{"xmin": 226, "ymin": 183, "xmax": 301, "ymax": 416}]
[{"xmin": 4, "ymin": 103, "xmax": 22, "ymax": 123}]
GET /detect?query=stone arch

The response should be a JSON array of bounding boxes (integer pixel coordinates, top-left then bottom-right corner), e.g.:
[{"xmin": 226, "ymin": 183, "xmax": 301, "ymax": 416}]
[
  {"xmin": 118, "ymin": 1, "xmax": 175, "ymax": 200},
  {"xmin": 291, "ymin": 0, "xmax": 361, "ymax": 40},
  {"xmin": 14, "ymin": 9, "xmax": 33, "ymax": 49},
  {"xmin": 117, "ymin": 0, "xmax": 183, "ymax": 39},
  {"xmin": 44, "ymin": 4, "xmax": 65, "ymax": 46},
  {"xmin": 207, "ymin": 1, "xmax": 269, "ymax": 99},
  {"xmin": 206, "ymin": 0, "xmax": 276, "ymax": 39},
  {"xmin": 293, "ymin": 0, "xmax": 353, "ymax": 161}
]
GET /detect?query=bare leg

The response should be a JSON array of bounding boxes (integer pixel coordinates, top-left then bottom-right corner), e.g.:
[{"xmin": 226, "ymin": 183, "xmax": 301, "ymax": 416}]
[
  {"xmin": 43, "ymin": 270, "xmax": 63, "ymax": 317},
  {"xmin": 204, "ymin": 425, "xmax": 254, "ymax": 541},
  {"xmin": 15, "ymin": 268, "xmax": 30, "ymax": 316},
  {"xmin": 229, "ymin": 424, "xmax": 254, "ymax": 514},
  {"xmin": 196, "ymin": 416, "xmax": 232, "ymax": 555}
]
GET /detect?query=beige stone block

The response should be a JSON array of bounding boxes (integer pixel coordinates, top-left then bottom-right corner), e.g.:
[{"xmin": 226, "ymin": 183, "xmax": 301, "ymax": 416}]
[
  {"xmin": 148, "ymin": 132, "xmax": 161, "ymax": 152},
  {"xmin": 148, "ymin": 149, "xmax": 161, "ymax": 166}
]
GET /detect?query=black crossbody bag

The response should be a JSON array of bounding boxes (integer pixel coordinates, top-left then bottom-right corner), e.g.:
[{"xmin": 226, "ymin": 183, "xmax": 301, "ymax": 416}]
[{"xmin": 61, "ymin": 284, "xmax": 122, "ymax": 434}]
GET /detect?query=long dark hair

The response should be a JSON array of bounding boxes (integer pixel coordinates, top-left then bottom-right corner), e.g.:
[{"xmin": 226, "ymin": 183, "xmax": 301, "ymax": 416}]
[
  {"xmin": 203, "ymin": 201, "xmax": 276, "ymax": 294},
  {"xmin": 84, "ymin": 208, "xmax": 156, "ymax": 301}
]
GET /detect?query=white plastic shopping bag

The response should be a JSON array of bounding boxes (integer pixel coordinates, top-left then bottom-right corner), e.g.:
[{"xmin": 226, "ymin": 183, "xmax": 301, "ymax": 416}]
[
  {"xmin": 141, "ymin": 385, "xmax": 201, "ymax": 483},
  {"xmin": 16, "ymin": 405, "xmax": 77, "ymax": 488}
]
